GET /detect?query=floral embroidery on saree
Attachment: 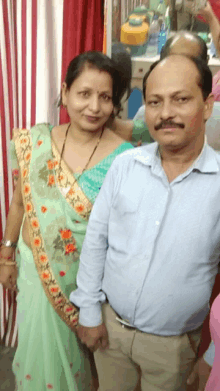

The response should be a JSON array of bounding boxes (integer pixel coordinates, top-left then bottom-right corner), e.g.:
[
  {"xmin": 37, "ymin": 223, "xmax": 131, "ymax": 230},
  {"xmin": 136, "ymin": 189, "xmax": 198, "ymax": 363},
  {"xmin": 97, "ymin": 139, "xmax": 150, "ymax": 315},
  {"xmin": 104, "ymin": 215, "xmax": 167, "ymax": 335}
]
[{"xmin": 13, "ymin": 126, "xmax": 94, "ymax": 329}]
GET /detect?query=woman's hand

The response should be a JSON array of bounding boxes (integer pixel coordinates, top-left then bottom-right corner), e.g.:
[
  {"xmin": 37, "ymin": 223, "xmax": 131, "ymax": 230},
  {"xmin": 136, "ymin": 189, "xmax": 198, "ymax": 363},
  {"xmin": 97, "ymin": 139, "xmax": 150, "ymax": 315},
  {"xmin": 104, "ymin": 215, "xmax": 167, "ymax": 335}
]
[
  {"xmin": 197, "ymin": 1, "xmax": 215, "ymax": 23},
  {"xmin": 0, "ymin": 264, "xmax": 18, "ymax": 291},
  {"xmin": 187, "ymin": 356, "xmax": 212, "ymax": 390}
]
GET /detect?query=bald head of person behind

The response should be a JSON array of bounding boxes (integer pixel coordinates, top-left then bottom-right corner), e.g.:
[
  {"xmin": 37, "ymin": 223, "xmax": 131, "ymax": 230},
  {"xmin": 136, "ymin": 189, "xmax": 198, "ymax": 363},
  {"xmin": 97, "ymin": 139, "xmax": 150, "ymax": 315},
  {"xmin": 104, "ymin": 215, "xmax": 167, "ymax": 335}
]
[{"xmin": 160, "ymin": 31, "xmax": 209, "ymax": 64}]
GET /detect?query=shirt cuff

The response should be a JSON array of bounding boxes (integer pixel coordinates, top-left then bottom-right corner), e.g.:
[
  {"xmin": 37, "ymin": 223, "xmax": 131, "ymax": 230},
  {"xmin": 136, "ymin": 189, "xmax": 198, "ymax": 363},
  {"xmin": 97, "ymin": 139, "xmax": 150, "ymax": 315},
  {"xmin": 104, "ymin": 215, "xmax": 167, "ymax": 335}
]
[
  {"xmin": 78, "ymin": 304, "xmax": 103, "ymax": 328},
  {"xmin": 203, "ymin": 340, "xmax": 215, "ymax": 366}
]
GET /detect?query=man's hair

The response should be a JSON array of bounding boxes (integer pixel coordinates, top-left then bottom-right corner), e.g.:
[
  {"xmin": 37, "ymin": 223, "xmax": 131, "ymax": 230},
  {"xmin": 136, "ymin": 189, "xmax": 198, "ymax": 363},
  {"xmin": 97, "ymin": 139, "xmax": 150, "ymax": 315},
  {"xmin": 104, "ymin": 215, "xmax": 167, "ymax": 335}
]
[
  {"xmin": 142, "ymin": 54, "xmax": 212, "ymax": 102},
  {"xmin": 160, "ymin": 32, "xmax": 208, "ymax": 64}
]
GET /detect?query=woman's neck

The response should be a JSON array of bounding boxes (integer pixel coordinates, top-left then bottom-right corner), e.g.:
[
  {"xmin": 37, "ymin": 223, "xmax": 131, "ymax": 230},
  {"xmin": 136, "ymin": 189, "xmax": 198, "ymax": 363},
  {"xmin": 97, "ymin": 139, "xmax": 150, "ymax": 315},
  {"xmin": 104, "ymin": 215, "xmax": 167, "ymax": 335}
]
[{"xmin": 67, "ymin": 124, "xmax": 104, "ymax": 146}]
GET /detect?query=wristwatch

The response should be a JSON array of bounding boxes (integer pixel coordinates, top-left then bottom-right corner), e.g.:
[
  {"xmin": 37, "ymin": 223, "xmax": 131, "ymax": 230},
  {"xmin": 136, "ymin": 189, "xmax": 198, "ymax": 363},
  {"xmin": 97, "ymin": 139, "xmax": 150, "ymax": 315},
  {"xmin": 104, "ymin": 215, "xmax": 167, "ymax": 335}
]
[{"xmin": 1, "ymin": 239, "xmax": 17, "ymax": 248}]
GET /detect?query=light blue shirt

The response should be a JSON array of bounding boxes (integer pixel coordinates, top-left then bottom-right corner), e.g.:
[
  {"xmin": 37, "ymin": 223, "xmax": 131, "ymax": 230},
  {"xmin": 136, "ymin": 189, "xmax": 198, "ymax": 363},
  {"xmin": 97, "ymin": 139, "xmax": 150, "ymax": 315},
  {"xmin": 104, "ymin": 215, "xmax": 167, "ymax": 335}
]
[{"xmin": 70, "ymin": 142, "xmax": 220, "ymax": 336}]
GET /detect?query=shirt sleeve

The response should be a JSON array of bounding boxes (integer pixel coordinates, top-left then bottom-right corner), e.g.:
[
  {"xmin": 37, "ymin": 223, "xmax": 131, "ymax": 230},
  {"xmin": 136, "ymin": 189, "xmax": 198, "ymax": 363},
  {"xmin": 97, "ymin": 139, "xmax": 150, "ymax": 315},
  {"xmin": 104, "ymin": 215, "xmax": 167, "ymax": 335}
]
[
  {"xmin": 133, "ymin": 105, "xmax": 145, "ymax": 121},
  {"xmin": 203, "ymin": 340, "xmax": 215, "ymax": 366},
  {"xmin": 69, "ymin": 159, "xmax": 119, "ymax": 327}
]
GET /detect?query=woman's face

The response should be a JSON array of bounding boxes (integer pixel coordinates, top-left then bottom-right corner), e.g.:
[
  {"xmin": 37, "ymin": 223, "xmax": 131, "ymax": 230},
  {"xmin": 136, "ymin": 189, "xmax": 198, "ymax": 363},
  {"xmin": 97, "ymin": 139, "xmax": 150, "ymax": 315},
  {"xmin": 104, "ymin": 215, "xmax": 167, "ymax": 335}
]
[{"xmin": 62, "ymin": 66, "xmax": 114, "ymax": 132}]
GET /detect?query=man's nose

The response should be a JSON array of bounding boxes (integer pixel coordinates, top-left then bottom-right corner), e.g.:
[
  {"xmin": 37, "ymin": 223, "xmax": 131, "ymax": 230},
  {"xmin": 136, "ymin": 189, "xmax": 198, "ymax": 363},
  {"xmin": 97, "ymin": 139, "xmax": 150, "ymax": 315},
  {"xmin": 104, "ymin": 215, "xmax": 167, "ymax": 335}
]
[{"xmin": 159, "ymin": 101, "xmax": 175, "ymax": 121}]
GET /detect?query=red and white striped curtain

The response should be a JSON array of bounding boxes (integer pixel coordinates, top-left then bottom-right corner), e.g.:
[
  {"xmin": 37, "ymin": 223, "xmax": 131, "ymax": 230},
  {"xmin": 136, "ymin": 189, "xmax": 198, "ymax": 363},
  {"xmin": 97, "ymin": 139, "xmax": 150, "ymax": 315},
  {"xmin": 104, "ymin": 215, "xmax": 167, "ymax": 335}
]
[{"xmin": 0, "ymin": 0, "xmax": 103, "ymax": 347}]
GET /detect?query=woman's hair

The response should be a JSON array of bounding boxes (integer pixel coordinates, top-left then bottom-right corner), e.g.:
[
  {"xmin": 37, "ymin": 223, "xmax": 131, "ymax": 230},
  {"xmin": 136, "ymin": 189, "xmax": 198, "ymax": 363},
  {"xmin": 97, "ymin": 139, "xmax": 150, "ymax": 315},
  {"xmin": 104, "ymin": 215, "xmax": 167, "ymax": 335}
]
[
  {"xmin": 59, "ymin": 49, "xmax": 132, "ymax": 116},
  {"xmin": 142, "ymin": 54, "xmax": 212, "ymax": 102}
]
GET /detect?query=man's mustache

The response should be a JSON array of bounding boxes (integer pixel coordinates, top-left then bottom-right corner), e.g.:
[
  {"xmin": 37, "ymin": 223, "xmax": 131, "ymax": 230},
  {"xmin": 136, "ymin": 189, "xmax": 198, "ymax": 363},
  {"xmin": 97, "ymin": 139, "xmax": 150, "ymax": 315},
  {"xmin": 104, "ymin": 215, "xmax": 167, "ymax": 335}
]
[{"xmin": 154, "ymin": 121, "xmax": 185, "ymax": 131}]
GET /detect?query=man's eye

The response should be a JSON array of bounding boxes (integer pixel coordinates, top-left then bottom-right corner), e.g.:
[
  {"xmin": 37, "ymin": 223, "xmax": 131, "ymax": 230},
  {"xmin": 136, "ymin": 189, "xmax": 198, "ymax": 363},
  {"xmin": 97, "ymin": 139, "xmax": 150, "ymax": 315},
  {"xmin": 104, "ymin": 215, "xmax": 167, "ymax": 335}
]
[
  {"xmin": 147, "ymin": 101, "xmax": 160, "ymax": 107},
  {"xmin": 176, "ymin": 97, "xmax": 189, "ymax": 103}
]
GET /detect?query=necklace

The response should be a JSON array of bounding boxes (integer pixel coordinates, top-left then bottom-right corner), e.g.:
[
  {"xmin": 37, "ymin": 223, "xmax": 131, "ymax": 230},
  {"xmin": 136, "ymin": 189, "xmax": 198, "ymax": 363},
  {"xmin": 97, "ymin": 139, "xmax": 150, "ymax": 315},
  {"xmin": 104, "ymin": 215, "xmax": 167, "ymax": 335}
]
[{"xmin": 58, "ymin": 123, "xmax": 105, "ymax": 185}]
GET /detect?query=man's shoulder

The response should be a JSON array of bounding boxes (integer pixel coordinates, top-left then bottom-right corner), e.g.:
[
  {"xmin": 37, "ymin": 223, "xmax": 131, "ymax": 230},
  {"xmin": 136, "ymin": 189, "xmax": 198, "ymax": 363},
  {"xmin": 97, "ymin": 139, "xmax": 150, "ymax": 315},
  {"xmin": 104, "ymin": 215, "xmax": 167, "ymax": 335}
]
[{"xmin": 114, "ymin": 142, "xmax": 155, "ymax": 164}]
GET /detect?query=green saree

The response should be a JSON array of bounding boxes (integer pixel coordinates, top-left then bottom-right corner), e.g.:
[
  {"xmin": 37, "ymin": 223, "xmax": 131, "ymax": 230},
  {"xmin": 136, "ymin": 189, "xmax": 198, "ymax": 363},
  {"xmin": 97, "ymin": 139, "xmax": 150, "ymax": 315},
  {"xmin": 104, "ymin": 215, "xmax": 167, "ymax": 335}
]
[{"xmin": 10, "ymin": 123, "xmax": 133, "ymax": 390}]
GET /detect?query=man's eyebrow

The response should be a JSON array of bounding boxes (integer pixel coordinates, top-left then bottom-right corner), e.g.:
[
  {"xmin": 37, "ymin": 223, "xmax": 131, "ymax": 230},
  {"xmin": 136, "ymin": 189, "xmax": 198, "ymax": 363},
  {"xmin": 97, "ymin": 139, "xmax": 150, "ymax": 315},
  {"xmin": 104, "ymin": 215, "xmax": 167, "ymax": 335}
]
[{"xmin": 146, "ymin": 90, "xmax": 191, "ymax": 99}]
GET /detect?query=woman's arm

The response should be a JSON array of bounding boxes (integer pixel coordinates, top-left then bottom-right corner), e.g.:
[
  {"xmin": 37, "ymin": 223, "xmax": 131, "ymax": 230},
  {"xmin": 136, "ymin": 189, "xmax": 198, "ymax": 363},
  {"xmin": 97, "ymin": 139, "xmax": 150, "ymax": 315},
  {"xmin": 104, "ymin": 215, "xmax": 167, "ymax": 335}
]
[
  {"xmin": 0, "ymin": 173, "xmax": 24, "ymax": 290},
  {"xmin": 198, "ymin": 2, "xmax": 220, "ymax": 57}
]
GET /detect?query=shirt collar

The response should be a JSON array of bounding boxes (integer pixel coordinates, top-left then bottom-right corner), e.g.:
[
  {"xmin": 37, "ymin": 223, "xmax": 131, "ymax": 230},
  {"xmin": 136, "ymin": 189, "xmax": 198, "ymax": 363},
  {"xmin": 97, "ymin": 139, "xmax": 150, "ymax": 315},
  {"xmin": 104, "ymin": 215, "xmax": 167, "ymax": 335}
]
[{"xmin": 134, "ymin": 140, "xmax": 219, "ymax": 174}]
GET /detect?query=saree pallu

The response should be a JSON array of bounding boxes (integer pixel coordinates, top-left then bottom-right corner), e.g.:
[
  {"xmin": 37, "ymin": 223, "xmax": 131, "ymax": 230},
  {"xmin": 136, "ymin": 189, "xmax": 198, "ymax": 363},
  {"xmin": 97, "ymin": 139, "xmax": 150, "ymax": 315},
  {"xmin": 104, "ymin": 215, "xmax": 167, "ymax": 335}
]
[{"xmin": 10, "ymin": 123, "xmax": 133, "ymax": 391}]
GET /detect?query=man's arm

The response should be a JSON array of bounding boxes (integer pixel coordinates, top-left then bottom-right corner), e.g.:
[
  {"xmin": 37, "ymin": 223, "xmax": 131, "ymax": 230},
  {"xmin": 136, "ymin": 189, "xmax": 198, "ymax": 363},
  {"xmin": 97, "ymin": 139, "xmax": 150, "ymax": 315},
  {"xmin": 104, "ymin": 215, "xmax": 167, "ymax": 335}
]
[
  {"xmin": 70, "ymin": 159, "xmax": 119, "ymax": 324},
  {"xmin": 187, "ymin": 341, "xmax": 213, "ymax": 389}
]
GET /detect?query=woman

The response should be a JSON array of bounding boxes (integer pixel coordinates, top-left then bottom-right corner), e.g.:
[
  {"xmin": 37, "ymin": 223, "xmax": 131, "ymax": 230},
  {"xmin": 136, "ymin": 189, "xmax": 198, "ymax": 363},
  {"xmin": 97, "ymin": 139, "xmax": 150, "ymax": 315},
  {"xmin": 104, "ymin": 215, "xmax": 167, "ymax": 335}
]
[{"xmin": 0, "ymin": 51, "xmax": 133, "ymax": 390}]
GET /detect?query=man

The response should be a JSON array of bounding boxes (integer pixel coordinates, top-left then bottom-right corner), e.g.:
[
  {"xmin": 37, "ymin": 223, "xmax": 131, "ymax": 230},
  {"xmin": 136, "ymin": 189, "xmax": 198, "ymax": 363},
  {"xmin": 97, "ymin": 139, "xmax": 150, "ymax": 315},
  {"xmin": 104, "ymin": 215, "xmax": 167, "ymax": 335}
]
[{"xmin": 70, "ymin": 54, "xmax": 219, "ymax": 390}]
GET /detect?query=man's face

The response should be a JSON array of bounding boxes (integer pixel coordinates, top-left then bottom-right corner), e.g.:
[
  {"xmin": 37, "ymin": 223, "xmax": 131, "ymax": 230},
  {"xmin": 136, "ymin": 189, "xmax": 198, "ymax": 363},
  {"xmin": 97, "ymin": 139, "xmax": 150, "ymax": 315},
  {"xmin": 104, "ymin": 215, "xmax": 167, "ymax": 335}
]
[{"xmin": 144, "ymin": 55, "xmax": 213, "ymax": 150}]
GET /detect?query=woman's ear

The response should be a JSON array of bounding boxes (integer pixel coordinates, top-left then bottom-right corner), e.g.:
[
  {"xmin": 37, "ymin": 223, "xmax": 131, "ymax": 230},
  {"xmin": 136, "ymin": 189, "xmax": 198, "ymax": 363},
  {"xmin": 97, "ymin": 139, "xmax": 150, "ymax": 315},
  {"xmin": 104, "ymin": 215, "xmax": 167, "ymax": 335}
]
[{"xmin": 61, "ymin": 82, "xmax": 68, "ymax": 107}]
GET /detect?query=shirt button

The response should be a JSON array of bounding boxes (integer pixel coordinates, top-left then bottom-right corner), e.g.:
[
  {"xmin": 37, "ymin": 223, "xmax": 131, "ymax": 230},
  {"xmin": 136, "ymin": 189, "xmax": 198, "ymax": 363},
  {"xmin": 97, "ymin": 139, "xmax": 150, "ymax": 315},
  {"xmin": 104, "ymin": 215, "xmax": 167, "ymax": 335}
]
[{"xmin": 156, "ymin": 221, "xmax": 160, "ymax": 225}]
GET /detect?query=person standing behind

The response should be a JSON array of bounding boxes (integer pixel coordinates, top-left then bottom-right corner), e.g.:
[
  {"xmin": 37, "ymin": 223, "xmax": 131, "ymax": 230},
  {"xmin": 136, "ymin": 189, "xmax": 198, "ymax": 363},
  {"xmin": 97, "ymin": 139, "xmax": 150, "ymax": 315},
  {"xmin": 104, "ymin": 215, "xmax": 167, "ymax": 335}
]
[{"xmin": 70, "ymin": 54, "xmax": 220, "ymax": 391}]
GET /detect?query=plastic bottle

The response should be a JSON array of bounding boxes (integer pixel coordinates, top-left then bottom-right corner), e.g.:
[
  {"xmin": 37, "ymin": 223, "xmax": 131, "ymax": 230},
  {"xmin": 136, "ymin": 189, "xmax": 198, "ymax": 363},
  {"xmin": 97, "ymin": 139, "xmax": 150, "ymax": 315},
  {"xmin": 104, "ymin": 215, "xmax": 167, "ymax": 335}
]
[
  {"xmin": 156, "ymin": 0, "xmax": 166, "ymax": 19},
  {"xmin": 158, "ymin": 22, "xmax": 167, "ymax": 54},
  {"xmin": 145, "ymin": 15, "xmax": 160, "ymax": 58}
]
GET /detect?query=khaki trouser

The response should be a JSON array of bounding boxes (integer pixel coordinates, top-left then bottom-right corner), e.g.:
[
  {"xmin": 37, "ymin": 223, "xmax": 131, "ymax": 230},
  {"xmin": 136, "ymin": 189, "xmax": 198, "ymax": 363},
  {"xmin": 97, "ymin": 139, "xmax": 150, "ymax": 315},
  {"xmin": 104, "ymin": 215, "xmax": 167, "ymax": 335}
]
[{"xmin": 94, "ymin": 304, "xmax": 202, "ymax": 391}]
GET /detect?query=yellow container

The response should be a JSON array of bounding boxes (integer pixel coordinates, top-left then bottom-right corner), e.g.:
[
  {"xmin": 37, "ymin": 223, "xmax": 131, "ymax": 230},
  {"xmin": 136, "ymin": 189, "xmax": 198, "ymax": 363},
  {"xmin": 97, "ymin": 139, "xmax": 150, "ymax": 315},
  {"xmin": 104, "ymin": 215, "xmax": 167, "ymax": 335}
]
[{"xmin": 121, "ymin": 18, "xmax": 149, "ymax": 46}]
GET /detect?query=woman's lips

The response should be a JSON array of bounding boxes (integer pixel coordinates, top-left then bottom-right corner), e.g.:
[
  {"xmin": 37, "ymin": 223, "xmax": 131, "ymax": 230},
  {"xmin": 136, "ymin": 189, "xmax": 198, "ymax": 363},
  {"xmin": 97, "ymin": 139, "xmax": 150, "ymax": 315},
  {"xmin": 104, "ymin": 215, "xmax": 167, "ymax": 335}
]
[{"xmin": 85, "ymin": 115, "xmax": 100, "ymax": 123}]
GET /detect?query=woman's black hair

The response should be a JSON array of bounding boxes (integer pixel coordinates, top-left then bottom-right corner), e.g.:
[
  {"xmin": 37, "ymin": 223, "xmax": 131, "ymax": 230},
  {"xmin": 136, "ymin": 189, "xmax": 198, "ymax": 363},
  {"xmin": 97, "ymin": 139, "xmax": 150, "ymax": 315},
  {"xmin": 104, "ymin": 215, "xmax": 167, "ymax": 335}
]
[
  {"xmin": 59, "ymin": 50, "xmax": 132, "ymax": 115},
  {"xmin": 160, "ymin": 31, "xmax": 208, "ymax": 64},
  {"xmin": 142, "ymin": 54, "xmax": 212, "ymax": 102}
]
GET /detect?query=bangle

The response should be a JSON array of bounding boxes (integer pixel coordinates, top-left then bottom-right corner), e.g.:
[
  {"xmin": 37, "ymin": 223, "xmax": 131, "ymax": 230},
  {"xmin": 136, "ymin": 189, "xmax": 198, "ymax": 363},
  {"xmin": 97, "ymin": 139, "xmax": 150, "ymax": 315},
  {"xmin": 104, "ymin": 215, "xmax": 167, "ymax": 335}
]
[
  {"xmin": 0, "ymin": 254, "xmax": 13, "ymax": 260},
  {"xmin": 1, "ymin": 239, "xmax": 17, "ymax": 248},
  {"xmin": 0, "ymin": 260, "xmax": 17, "ymax": 266}
]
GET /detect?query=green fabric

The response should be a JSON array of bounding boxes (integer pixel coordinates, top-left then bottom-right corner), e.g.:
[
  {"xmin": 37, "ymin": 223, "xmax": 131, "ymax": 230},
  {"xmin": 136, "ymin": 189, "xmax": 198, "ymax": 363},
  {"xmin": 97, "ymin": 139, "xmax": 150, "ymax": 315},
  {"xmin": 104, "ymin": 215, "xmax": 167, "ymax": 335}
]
[
  {"xmin": 11, "ymin": 123, "xmax": 133, "ymax": 390},
  {"xmin": 132, "ymin": 119, "xmax": 152, "ymax": 144}
]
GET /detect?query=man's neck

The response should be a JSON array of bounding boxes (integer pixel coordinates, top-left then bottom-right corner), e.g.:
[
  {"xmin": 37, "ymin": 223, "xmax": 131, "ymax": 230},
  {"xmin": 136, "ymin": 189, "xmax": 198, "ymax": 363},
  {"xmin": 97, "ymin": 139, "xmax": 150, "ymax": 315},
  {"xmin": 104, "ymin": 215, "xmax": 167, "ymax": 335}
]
[{"xmin": 159, "ymin": 136, "xmax": 205, "ymax": 182}]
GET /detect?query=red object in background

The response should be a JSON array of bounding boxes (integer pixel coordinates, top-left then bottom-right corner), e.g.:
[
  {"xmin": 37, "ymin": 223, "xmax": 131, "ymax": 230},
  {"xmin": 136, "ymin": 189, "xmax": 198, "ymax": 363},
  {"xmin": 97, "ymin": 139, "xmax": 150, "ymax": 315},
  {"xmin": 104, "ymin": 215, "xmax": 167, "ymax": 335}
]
[
  {"xmin": 59, "ymin": 0, "xmax": 104, "ymax": 125},
  {"xmin": 197, "ymin": 0, "xmax": 220, "ymax": 23}
]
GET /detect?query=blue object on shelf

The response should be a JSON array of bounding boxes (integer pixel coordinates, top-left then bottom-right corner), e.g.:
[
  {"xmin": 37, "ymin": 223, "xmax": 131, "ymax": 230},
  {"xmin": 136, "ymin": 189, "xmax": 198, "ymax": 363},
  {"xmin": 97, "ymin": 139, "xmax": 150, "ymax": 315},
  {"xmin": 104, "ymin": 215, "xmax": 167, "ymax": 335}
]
[{"xmin": 128, "ymin": 88, "xmax": 143, "ymax": 119}]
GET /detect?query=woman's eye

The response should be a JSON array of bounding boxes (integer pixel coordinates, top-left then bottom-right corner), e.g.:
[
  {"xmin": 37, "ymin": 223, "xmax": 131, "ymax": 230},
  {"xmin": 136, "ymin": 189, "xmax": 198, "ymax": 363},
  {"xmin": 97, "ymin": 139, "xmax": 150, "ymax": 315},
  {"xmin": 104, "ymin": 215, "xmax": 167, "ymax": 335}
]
[
  {"xmin": 80, "ymin": 91, "xmax": 89, "ymax": 97},
  {"xmin": 101, "ymin": 94, "xmax": 111, "ymax": 101}
]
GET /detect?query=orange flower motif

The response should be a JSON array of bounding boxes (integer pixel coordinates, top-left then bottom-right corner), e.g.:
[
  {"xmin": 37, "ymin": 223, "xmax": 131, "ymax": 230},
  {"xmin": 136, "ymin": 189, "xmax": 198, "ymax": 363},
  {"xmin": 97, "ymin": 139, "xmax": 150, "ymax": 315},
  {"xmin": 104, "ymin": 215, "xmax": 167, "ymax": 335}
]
[
  {"xmin": 50, "ymin": 285, "xmax": 59, "ymax": 294},
  {"xmin": 47, "ymin": 384, "xmax": 53, "ymax": 389},
  {"xmin": 47, "ymin": 160, "xmax": 54, "ymax": 170},
  {"xmin": 22, "ymin": 168, "xmax": 27, "ymax": 178},
  {"xmin": 58, "ymin": 175, "xmax": 64, "ymax": 181},
  {"xmin": 37, "ymin": 140, "xmax": 43, "ymax": 146},
  {"xmin": 31, "ymin": 219, "xmax": 39, "ymax": 229},
  {"xmin": 48, "ymin": 175, "xmax": 55, "ymax": 186},
  {"xmin": 25, "ymin": 152, "xmax": 31, "ymax": 161},
  {"xmin": 60, "ymin": 229, "xmax": 72, "ymax": 240},
  {"xmin": 59, "ymin": 271, "xmax": 66, "ymax": 277},
  {"xmin": 41, "ymin": 271, "xmax": 50, "ymax": 280},
  {"xmin": 41, "ymin": 206, "xmax": 47, "ymax": 213},
  {"xmin": 74, "ymin": 203, "xmax": 85, "ymax": 213},
  {"xmin": 20, "ymin": 137, "xmax": 27, "ymax": 144},
  {"xmin": 24, "ymin": 184, "xmax": 31, "ymax": 195},
  {"xmin": 26, "ymin": 203, "xmax": 32, "ymax": 212},
  {"xmin": 65, "ymin": 243, "xmax": 77, "ymax": 254},
  {"xmin": 39, "ymin": 254, "xmax": 48, "ymax": 263},
  {"xmin": 53, "ymin": 160, "xmax": 58, "ymax": 166},
  {"xmin": 34, "ymin": 237, "xmax": 41, "ymax": 247},
  {"xmin": 25, "ymin": 374, "xmax": 31, "ymax": 380},
  {"xmin": 68, "ymin": 188, "xmax": 75, "ymax": 196}
]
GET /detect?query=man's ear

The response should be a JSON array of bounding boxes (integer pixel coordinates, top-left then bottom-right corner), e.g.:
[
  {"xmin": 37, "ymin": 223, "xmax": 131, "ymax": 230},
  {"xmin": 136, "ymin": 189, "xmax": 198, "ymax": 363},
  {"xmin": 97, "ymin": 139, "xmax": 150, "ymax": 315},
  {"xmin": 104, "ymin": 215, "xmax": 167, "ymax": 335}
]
[
  {"xmin": 204, "ymin": 93, "xmax": 215, "ymax": 122},
  {"xmin": 61, "ymin": 82, "xmax": 68, "ymax": 107}
]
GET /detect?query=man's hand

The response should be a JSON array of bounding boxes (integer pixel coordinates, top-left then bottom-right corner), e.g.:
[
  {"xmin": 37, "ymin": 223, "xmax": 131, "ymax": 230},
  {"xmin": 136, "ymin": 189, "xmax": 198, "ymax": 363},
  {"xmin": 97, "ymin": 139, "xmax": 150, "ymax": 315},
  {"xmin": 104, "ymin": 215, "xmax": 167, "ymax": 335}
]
[
  {"xmin": 187, "ymin": 356, "xmax": 212, "ymax": 390},
  {"xmin": 0, "ymin": 265, "xmax": 18, "ymax": 291},
  {"xmin": 76, "ymin": 322, "xmax": 109, "ymax": 352}
]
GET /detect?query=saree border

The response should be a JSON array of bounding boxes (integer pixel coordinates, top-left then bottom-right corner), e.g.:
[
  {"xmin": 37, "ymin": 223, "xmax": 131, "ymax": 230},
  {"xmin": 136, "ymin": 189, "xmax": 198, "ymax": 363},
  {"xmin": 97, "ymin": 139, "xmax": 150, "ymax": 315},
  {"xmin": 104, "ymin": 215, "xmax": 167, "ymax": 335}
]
[{"xmin": 13, "ymin": 127, "xmax": 86, "ymax": 330}]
